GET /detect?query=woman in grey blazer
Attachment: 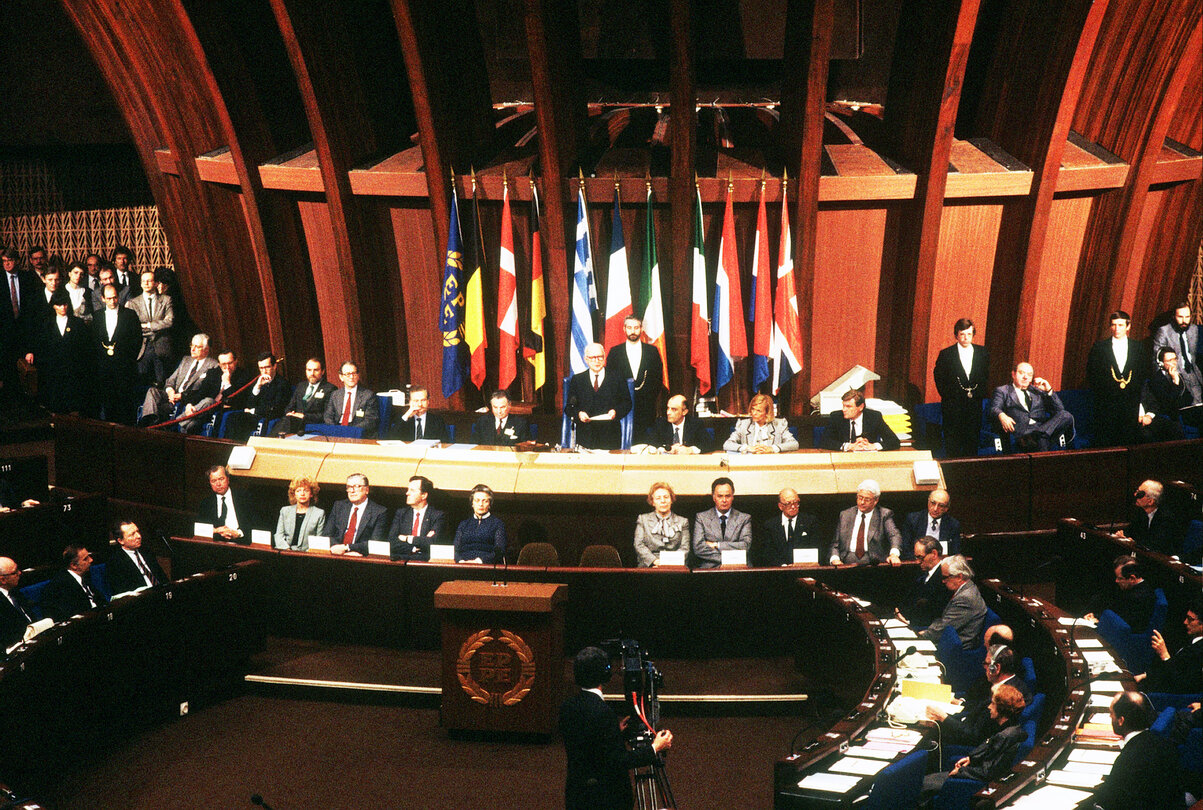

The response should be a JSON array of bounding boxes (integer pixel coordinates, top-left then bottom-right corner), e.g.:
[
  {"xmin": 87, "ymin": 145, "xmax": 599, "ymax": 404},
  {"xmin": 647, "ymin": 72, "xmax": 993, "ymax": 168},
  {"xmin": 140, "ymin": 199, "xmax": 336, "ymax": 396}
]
[
  {"xmin": 723, "ymin": 393, "xmax": 799, "ymax": 453},
  {"xmin": 274, "ymin": 475, "xmax": 326, "ymax": 551},
  {"xmin": 633, "ymin": 482, "xmax": 690, "ymax": 567}
]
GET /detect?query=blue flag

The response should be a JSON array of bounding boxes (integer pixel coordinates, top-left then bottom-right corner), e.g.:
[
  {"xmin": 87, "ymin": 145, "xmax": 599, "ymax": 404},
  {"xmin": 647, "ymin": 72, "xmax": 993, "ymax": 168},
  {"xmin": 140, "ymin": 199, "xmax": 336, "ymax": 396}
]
[{"xmin": 440, "ymin": 183, "xmax": 467, "ymax": 398}]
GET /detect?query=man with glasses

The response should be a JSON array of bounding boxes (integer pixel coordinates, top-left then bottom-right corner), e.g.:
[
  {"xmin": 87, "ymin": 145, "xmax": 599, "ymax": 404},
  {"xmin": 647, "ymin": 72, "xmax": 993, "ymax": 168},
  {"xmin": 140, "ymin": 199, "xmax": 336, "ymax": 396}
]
[
  {"xmin": 901, "ymin": 488, "xmax": 961, "ymax": 558},
  {"xmin": 323, "ymin": 360, "xmax": 379, "ymax": 435},
  {"xmin": 42, "ymin": 544, "xmax": 108, "ymax": 622},
  {"xmin": 180, "ymin": 350, "xmax": 253, "ymax": 434},
  {"xmin": 90, "ymin": 282, "xmax": 142, "ymax": 424},
  {"xmin": 752, "ymin": 487, "xmax": 818, "ymax": 567},
  {"xmin": 329, "ymin": 473, "xmax": 389, "ymax": 555},
  {"xmin": 0, "ymin": 556, "xmax": 34, "ymax": 648},
  {"xmin": 1084, "ymin": 555, "xmax": 1156, "ymax": 631},
  {"xmin": 896, "ymin": 537, "xmax": 949, "ymax": 628},
  {"xmin": 139, "ymin": 332, "xmax": 218, "ymax": 426},
  {"xmin": 565, "ymin": 342, "xmax": 630, "ymax": 450},
  {"xmin": 1114, "ymin": 479, "xmax": 1183, "ymax": 555}
]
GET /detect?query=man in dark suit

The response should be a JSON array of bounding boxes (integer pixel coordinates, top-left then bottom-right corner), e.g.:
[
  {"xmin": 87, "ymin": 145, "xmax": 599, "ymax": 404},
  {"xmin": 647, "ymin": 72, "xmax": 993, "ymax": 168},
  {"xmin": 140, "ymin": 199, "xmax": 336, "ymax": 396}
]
[
  {"xmin": 472, "ymin": 389, "xmax": 529, "ymax": 446},
  {"xmin": 195, "ymin": 465, "xmax": 259, "ymax": 544},
  {"xmin": 559, "ymin": 646, "xmax": 672, "ymax": 810},
  {"xmin": 1087, "ymin": 310, "xmax": 1148, "ymax": 447},
  {"xmin": 896, "ymin": 537, "xmax": 950, "ymax": 629},
  {"xmin": 222, "ymin": 352, "xmax": 293, "ymax": 443},
  {"xmin": 388, "ymin": 386, "xmax": 449, "ymax": 442},
  {"xmin": 1151, "ymin": 301, "xmax": 1202, "ymax": 427},
  {"xmin": 322, "ymin": 360, "xmax": 379, "ymax": 435},
  {"xmin": 386, "ymin": 475, "xmax": 447, "ymax": 560},
  {"xmin": 89, "ymin": 266, "xmax": 131, "ymax": 312},
  {"xmin": 105, "ymin": 519, "xmax": 168, "ymax": 594},
  {"xmin": 819, "ymin": 389, "xmax": 900, "ymax": 451},
  {"xmin": 1084, "ymin": 555, "xmax": 1156, "ymax": 631},
  {"xmin": 566, "ymin": 342, "xmax": 631, "ymax": 450},
  {"xmin": 690, "ymin": 477, "xmax": 752, "ymax": 569},
  {"xmin": 0, "ymin": 556, "xmax": 35, "ymax": 648},
  {"xmin": 1137, "ymin": 347, "xmax": 1195, "ymax": 442},
  {"xmin": 752, "ymin": 487, "xmax": 819, "ymax": 567},
  {"xmin": 279, "ymin": 356, "xmax": 337, "ymax": 435},
  {"xmin": 1089, "ymin": 691, "xmax": 1182, "ymax": 809},
  {"xmin": 827, "ymin": 479, "xmax": 903, "ymax": 566},
  {"xmin": 921, "ymin": 555, "xmax": 987, "ymax": 649},
  {"xmin": 1136, "ymin": 603, "xmax": 1203, "ymax": 694},
  {"xmin": 180, "ymin": 350, "xmax": 256, "ymax": 434},
  {"xmin": 329, "ymin": 473, "xmax": 390, "ymax": 555},
  {"xmin": 41, "ymin": 544, "xmax": 107, "ymax": 622},
  {"xmin": 989, "ymin": 361, "xmax": 1075, "ymax": 452},
  {"xmin": 646, "ymin": 394, "xmax": 711, "ymax": 454},
  {"xmin": 1115, "ymin": 480, "xmax": 1182, "ymax": 555},
  {"xmin": 0, "ymin": 247, "xmax": 43, "ymax": 398},
  {"xmin": 933, "ymin": 317, "xmax": 990, "ymax": 457},
  {"xmin": 605, "ymin": 315, "xmax": 664, "ymax": 436},
  {"xmin": 923, "ymin": 645, "xmax": 1033, "ymax": 745},
  {"xmin": 901, "ymin": 488, "xmax": 962, "ymax": 558},
  {"xmin": 921, "ymin": 684, "xmax": 1028, "ymax": 799},
  {"xmin": 90, "ymin": 282, "xmax": 143, "ymax": 424}
]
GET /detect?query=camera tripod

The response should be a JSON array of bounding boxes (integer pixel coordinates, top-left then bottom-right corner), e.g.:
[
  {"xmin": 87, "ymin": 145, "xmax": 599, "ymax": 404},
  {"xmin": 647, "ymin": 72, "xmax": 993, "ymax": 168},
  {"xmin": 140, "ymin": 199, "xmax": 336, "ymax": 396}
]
[{"xmin": 633, "ymin": 757, "xmax": 675, "ymax": 810}]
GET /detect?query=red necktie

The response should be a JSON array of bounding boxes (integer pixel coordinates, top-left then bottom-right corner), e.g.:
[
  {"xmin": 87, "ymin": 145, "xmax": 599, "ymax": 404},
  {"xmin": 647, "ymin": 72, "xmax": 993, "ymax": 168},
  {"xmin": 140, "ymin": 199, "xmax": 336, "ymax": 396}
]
[
  {"xmin": 411, "ymin": 511, "xmax": 421, "ymax": 536},
  {"xmin": 340, "ymin": 390, "xmax": 354, "ymax": 425},
  {"xmin": 343, "ymin": 506, "xmax": 359, "ymax": 545},
  {"xmin": 592, "ymin": 374, "xmax": 599, "ymax": 392},
  {"xmin": 855, "ymin": 514, "xmax": 866, "ymax": 558}
]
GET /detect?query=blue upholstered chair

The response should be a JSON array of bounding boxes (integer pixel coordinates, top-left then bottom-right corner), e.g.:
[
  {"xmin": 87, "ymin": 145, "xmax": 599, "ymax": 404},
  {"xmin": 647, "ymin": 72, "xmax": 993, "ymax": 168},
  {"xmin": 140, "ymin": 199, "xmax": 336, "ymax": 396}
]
[
  {"xmin": 936, "ymin": 625, "xmax": 988, "ymax": 696},
  {"xmin": 1096, "ymin": 587, "xmax": 1167, "ymax": 674},
  {"xmin": 302, "ymin": 423, "xmax": 364, "ymax": 440},
  {"xmin": 855, "ymin": 748, "xmax": 928, "ymax": 810}
]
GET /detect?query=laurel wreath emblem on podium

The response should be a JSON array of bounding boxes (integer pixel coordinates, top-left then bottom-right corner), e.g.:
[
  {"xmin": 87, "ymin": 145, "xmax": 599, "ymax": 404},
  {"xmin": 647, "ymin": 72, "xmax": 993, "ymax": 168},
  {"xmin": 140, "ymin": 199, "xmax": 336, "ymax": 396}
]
[{"xmin": 456, "ymin": 628, "xmax": 536, "ymax": 706}]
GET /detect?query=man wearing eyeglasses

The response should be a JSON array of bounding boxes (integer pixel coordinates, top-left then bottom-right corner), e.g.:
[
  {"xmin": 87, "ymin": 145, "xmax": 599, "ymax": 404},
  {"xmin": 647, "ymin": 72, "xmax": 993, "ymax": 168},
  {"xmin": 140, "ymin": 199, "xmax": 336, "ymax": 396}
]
[
  {"xmin": 752, "ymin": 487, "xmax": 818, "ymax": 567},
  {"xmin": 329, "ymin": 473, "xmax": 389, "ymax": 556},
  {"xmin": 0, "ymin": 556, "xmax": 34, "ymax": 648},
  {"xmin": 901, "ymin": 488, "xmax": 961, "ymax": 558},
  {"xmin": 1114, "ymin": 480, "xmax": 1183, "ymax": 556},
  {"xmin": 90, "ymin": 282, "xmax": 143, "ymax": 424},
  {"xmin": 323, "ymin": 361, "xmax": 379, "ymax": 435},
  {"xmin": 565, "ymin": 342, "xmax": 630, "ymax": 450}
]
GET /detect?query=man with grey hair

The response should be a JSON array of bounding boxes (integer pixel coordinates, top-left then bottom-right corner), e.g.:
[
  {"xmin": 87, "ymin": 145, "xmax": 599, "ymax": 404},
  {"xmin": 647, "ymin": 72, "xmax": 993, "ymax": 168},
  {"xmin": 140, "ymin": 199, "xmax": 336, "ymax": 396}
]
[
  {"xmin": 329, "ymin": 473, "xmax": 389, "ymax": 555},
  {"xmin": 827, "ymin": 479, "xmax": 902, "ymax": 566},
  {"xmin": 1115, "ymin": 479, "xmax": 1183, "ymax": 555},
  {"xmin": 139, "ymin": 333, "xmax": 218, "ymax": 425},
  {"xmin": 921, "ymin": 554, "xmax": 987, "ymax": 649}
]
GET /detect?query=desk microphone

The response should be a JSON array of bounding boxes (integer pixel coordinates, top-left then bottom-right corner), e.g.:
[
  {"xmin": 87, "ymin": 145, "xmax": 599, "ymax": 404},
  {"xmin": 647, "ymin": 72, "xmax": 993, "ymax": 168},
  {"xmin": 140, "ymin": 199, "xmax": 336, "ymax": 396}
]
[
  {"xmin": 249, "ymin": 794, "xmax": 275, "ymax": 810},
  {"xmin": 891, "ymin": 645, "xmax": 918, "ymax": 666},
  {"xmin": 492, "ymin": 546, "xmax": 508, "ymax": 587}
]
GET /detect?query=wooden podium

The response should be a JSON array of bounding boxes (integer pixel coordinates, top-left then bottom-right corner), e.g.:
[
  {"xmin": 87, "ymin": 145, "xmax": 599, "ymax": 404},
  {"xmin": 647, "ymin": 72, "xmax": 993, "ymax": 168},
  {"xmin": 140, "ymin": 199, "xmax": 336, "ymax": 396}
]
[{"xmin": 434, "ymin": 580, "xmax": 567, "ymax": 736}]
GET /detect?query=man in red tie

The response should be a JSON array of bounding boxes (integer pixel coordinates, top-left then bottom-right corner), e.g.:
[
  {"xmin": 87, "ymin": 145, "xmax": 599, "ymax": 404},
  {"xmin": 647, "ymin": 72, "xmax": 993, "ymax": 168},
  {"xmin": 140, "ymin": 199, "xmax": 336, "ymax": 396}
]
[
  {"xmin": 385, "ymin": 475, "xmax": 447, "ymax": 560},
  {"xmin": 329, "ymin": 473, "xmax": 389, "ymax": 556},
  {"xmin": 323, "ymin": 361, "xmax": 379, "ymax": 435},
  {"xmin": 828, "ymin": 479, "xmax": 903, "ymax": 566}
]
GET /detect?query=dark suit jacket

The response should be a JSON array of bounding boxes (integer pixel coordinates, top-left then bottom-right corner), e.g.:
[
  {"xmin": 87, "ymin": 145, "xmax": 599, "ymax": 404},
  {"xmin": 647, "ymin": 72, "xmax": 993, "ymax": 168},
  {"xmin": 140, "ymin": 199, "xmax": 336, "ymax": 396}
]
[
  {"xmin": 1145, "ymin": 636, "xmax": 1203, "ymax": 694},
  {"xmin": 0, "ymin": 269, "xmax": 43, "ymax": 357},
  {"xmin": 105, "ymin": 546, "xmax": 168, "ymax": 594},
  {"xmin": 471, "ymin": 413, "xmax": 529, "ymax": 446},
  {"xmin": 386, "ymin": 506, "xmax": 447, "ymax": 560},
  {"xmin": 242, "ymin": 375, "xmax": 292, "ymax": 421},
  {"xmin": 902, "ymin": 511, "xmax": 962, "ymax": 556},
  {"xmin": 195, "ymin": 487, "xmax": 260, "ymax": 542},
  {"xmin": 1087, "ymin": 579, "xmax": 1156, "ymax": 632},
  {"xmin": 958, "ymin": 721, "xmax": 1025, "ymax": 783},
  {"xmin": 819, "ymin": 408, "xmax": 901, "ymax": 451},
  {"xmin": 565, "ymin": 370, "xmax": 631, "ymax": 450},
  {"xmin": 1087, "ymin": 337, "xmax": 1148, "ymax": 445},
  {"xmin": 285, "ymin": 379, "xmax": 337, "ymax": 424},
  {"xmin": 645, "ymin": 415, "xmax": 712, "ymax": 453},
  {"xmin": 828, "ymin": 505, "xmax": 903, "ymax": 565},
  {"xmin": 1142, "ymin": 369, "xmax": 1193, "ymax": 415},
  {"xmin": 33, "ymin": 314, "xmax": 91, "ymax": 412},
  {"xmin": 988, "ymin": 384, "xmax": 1068, "ymax": 436},
  {"xmin": 940, "ymin": 674, "xmax": 1032, "ymax": 747},
  {"xmin": 933, "ymin": 343, "xmax": 989, "ymax": 406},
  {"xmin": 388, "ymin": 412, "xmax": 450, "ymax": 442},
  {"xmin": 902, "ymin": 565, "xmax": 950, "ymax": 630},
  {"xmin": 41, "ymin": 569, "xmax": 108, "ymax": 622},
  {"xmin": 559, "ymin": 689, "xmax": 658, "ymax": 810},
  {"xmin": 1089, "ymin": 729, "xmax": 1181, "ymax": 809},
  {"xmin": 0, "ymin": 589, "xmax": 34, "ymax": 648},
  {"xmin": 753, "ymin": 512, "xmax": 819, "ymax": 567},
  {"xmin": 91, "ymin": 306, "xmax": 142, "ymax": 373},
  {"xmin": 322, "ymin": 387, "xmax": 379, "ymax": 435},
  {"xmin": 1124, "ymin": 505, "xmax": 1182, "ymax": 556},
  {"xmin": 606, "ymin": 341, "xmax": 664, "ymax": 430},
  {"xmin": 327, "ymin": 498, "xmax": 390, "ymax": 552}
]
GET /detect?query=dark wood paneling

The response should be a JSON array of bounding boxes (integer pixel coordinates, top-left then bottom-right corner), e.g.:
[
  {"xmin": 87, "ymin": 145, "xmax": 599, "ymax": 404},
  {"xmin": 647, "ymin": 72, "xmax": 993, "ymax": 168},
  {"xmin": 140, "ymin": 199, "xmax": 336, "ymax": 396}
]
[
  {"xmin": 941, "ymin": 454, "xmax": 1031, "ymax": 533},
  {"xmin": 1029, "ymin": 447, "xmax": 1128, "ymax": 529},
  {"xmin": 667, "ymin": 0, "xmax": 697, "ymax": 398}
]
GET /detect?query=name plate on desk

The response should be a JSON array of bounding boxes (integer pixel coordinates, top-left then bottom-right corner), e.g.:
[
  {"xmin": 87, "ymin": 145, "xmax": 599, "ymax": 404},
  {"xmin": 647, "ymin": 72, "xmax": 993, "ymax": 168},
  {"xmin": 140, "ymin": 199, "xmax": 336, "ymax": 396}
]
[
  {"xmin": 251, "ymin": 529, "xmax": 272, "ymax": 546},
  {"xmin": 793, "ymin": 548, "xmax": 819, "ymax": 565},
  {"xmin": 367, "ymin": 540, "xmax": 391, "ymax": 557},
  {"xmin": 308, "ymin": 535, "xmax": 331, "ymax": 552},
  {"xmin": 721, "ymin": 549, "xmax": 747, "ymax": 567},
  {"xmin": 658, "ymin": 550, "xmax": 686, "ymax": 566},
  {"xmin": 913, "ymin": 459, "xmax": 940, "ymax": 485},
  {"xmin": 193, "ymin": 522, "xmax": 214, "ymax": 538},
  {"xmin": 429, "ymin": 544, "xmax": 455, "ymax": 561}
]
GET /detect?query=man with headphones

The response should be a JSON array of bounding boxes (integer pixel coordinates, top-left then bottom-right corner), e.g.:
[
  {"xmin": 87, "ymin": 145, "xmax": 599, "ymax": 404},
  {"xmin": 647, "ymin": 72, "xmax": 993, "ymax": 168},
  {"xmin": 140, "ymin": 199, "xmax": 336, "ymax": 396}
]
[
  {"xmin": 1083, "ymin": 555, "xmax": 1156, "ymax": 632},
  {"xmin": 559, "ymin": 646, "xmax": 672, "ymax": 810},
  {"xmin": 925, "ymin": 644, "xmax": 1033, "ymax": 746}
]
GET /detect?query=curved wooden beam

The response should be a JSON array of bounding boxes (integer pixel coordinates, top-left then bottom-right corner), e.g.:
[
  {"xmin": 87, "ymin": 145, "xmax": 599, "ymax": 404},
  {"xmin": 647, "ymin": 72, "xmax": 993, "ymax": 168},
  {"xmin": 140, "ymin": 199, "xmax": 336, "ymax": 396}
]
[{"xmin": 667, "ymin": 0, "xmax": 698, "ymax": 398}]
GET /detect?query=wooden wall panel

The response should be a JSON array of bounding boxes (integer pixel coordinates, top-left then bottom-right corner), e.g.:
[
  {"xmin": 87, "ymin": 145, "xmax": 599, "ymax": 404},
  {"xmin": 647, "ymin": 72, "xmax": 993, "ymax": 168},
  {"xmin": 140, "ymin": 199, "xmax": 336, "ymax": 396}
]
[
  {"xmin": 390, "ymin": 203, "xmax": 443, "ymax": 395},
  {"xmin": 1134, "ymin": 182, "xmax": 1203, "ymax": 332},
  {"xmin": 1027, "ymin": 194, "xmax": 1093, "ymax": 387},
  {"xmin": 294, "ymin": 198, "xmax": 349, "ymax": 367}
]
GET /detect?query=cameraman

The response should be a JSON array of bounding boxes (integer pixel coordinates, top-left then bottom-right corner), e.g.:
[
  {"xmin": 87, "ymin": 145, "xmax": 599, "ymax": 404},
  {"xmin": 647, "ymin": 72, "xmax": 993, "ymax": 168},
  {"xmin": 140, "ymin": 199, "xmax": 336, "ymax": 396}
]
[{"xmin": 560, "ymin": 646, "xmax": 673, "ymax": 809}]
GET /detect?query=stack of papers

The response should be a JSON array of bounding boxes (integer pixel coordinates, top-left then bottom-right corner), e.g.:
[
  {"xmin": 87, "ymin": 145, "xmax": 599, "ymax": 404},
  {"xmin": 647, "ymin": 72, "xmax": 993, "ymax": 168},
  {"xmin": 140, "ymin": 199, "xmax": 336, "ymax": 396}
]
[
  {"xmin": 1009, "ymin": 784, "xmax": 1093, "ymax": 808},
  {"xmin": 828, "ymin": 756, "xmax": 889, "ymax": 776},
  {"xmin": 797, "ymin": 773, "xmax": 861, "ymax": 793},
  {"xmin": 845, "ymin": 744, "xmax": 910, "ymax": 760},
  {"xmin": 1065, "ymin": 747, "xmax": 1120, "ymax": 766},
  {"xmin": 1045, "ymin": 769, "xmax": 1104, "ymax": 789}
]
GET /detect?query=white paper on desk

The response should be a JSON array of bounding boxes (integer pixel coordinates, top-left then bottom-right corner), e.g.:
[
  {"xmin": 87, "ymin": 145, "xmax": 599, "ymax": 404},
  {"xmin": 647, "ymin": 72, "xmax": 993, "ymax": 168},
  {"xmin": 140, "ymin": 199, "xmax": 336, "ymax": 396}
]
[
  {"xmin": 1046, "ymin": 769, "xmax": 1104, "ymax": 789},
  {"xmin": 1089, "ymin": 680, "xmax": 1124, "ymax": 694},
  {"xmin": 367, "ymin": 540, "xmax": 391, "ymax": 557},
  {"xmin": 1087, "ymin": 712, "xmax": 1112, "ymax": 725},
  {"xmin": 899, "ymin": 667, "xmax": 945, "ymax": 682},
  {"xmin": 193, "ymin": 522, "xmax": 214, "ymax": 538},
  {"xmin": 658, "ymin": 550, "xmax": 686, "ymax": 566},
  {"xmin": 1082, "ymin": 650, "xmax": 1115, "ymax": 664},
  {"xmin": 865, "ymin": 727, "xmax": 924, "ymax": 745},
  {"xmin": 1066, "ymin": 747, "xmax": 1120, "ymax": 764},
  {"xmin": 721, "ymin": 549, "xmax": 747, "ymax": 567},
  {"xmin": 1008, "ymin": 784, "xmax": 1093, "ymax": 809},
  {"xmin": 898, "ymin": 653, "xmax": 938, "ymax": 670},
  {"xmin": 1059, "ymin": 616, "xmax": 1096, "ymax": 627},
  {"xmin": 829, "ymin": 756, "xmax": 888, "ymax": 776},
  {"xmin": 408, "ymin": 439, "xmax": 441, "ymax": 447},
  {"xmin": 844, "ymin": 745, "xmax": 900, "ymax": 761},
  {"xmin": 1088, "ymin": 693, "xmax": 1113, "ymax": 707},
  {"xmin": 429, "ymin": 544, "xmax": 454, "ymax": 561},
  {"xmin": 886, "ymin": 627, "xmax": 918, "ymax": 640},
  {"xmin": 1062, "ymin": 760, "xmax": 1113, "ymax": 775},
  {"xmin": 1074, "ymin": 637, "xmax": 1103, "ymax": 648},
  {"xmin": 883, "ymin": 618, "xmax": 909, "ymax": 629},
  {"xmin": 793, "ymin": 548, "xmax": 818, "ymax": 564},
  {"xmin": 251, "ymin": 529, "xmax": 272, "ymax": 546},
  {"xmin": 308, "ymin": 535, "xmax": 331, "ymax": 551},
  {"xmin": 910, "ymin": 639, "xmax": 937, "ymax": 652},
  {"xmin": 797, "ymin": 773, "xmax": 861, "ymax": 793},
  {"xmin": 852, "ymin": 597, "xmax": 872, "ymax": 607},
  {"xmin": 585, "ymin": 412, "xmax": 615, "ymax": 421},
  {"xmin": 376, "ymin": 440, "xmax": 407, "ymax": 446}
]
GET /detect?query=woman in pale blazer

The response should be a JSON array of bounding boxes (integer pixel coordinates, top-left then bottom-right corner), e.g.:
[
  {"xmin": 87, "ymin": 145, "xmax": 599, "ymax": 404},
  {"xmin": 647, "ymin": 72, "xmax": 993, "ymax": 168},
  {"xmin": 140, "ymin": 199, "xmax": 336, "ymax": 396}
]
[
  {"xmin": 274, "ymin": 475, "xmax": 326, "ymax": 551},
  {"xmin": 723, "ymin": 393, "xmax": 799, "ymax": 453},
  {"xmin": 633, "ymin": 482, "xmax": 690, "ymax": 567}
]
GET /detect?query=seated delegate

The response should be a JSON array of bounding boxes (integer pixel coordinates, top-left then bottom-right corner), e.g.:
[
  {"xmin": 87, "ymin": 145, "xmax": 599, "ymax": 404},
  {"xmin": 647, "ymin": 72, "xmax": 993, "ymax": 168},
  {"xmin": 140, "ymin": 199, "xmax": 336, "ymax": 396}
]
[
  {"xmin": 273, "ymin": 475, "xmax": 326, "ymax": 551},
  {"xmin": 453, "ymin": 484, "xmax": 506, "ymax": 564},
  {"xmin": 722, "ymin": 393, "xmax": 799, "ymax": 454},
  {"xmin": 632, "ymin": 482, "xmax": 690, "ymax": 567}
]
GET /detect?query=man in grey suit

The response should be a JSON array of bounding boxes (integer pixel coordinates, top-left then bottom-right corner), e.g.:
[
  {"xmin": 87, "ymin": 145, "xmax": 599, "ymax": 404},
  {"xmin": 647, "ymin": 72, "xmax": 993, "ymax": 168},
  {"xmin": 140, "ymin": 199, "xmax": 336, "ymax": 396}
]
[
  {"xmin": 323, "ymin": 360, "xmax": 379, "ymax": 435},
  {"xmin": 139, "ymin": 332, "xmax": 218, "ymax": 425},
  {"xmin": 689, "ymin": 477, "xmax": 751, "ymax": 569},
  {"xmin": 125, "ymin": 268, "xmax": 174, "ymax": 386},
  {"xmin": 989, "ymin": 361, "xmax": 1074, "ymax": 452},
  {"xmin": 1152, "ymin": 302, "xmax": 1202, "ymax": 422},
  {"xmin": 921, "ymin": 554, "xmax": 987, "ymax": 649},
  {"xmin": 828, "ymin": 479, "xmax": 903, "ymax": 566}
]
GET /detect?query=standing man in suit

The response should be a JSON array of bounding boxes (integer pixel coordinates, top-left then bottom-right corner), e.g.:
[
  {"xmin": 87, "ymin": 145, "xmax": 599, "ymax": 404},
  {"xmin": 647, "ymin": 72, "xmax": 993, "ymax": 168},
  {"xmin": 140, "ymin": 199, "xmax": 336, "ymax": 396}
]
[
  {"xmin": 89, "ymin": 266, "xmax": 131, "ymax": 312},
  {"xmin": 819, "ymin": 389, "xmax": 900, "ymax": 451},
  {"xmin": 933, "ymin": 317, "xmax": 990, "ymax": 457},
  {"xmin": 196, "ymin": 465, "xmax": 258, "ymax": 543},
  {"xmin": 222, "ymin": 352, "xmax": 293, "ymax": 442},
  {"xmin": 1115, "ymin": 480, "xmax": 1182, "ymax": 555},
  {"xmin": 1137, "ymin": 348, "xmax": 1194, "ymax": 441},
  {"xmin": 329, "ymin": 473, "xmax": 390, "ymax": 556},
  {"xmin": 1088, "ymin": 310, "xmax": 1148, "ymax": 447},
  {"xmin": 0, "ymin": 247, "xmax": 42, "ymax": 394},
  {"xmin": 0, "ymin": 556, "xmax": 34, "ymax": 648},
  {"xmin": 91, "ymin": 282, "xmax": 143, "ymax": 424},
  {"xmin": 605, "ymin": 315, "xmax": 664, "ymax": 437},
  {"xmin": 828, "ymin": 479, "xmax": 903, "ymax": 566},
  {"xmin": 921, "ymin": 555, "xmax": 988, "ymax": 649},
  {"xmin": 1089, "ymin": 691, "xmax": 1182, "ymax": 809},
  {"xmin": 689, "ymin": 477, "xmax": 752, "ymax": 569},
  {"xmin": 989, "ymin": 361, "xmax": 1075, "ymax": 452},
  {"xmin": 280, "ymin": 357, "xmax": 337, "ymax": 435},
  {"xmin": 472, "ymin": 390, "xmax": 529, "ymax": 446},
  {"xmin": 1152, "ymin": 301, "xmax": 1202, "ymax": 420},
  {"xmin": 105, "ymin": 519, "xmax": 167, "ymax": 594},
  {"xmin": 389, "ymin": 386, "xmax": 449, "ymax": 442},
  {"xmin": 41, "ymin": 544, "xmax": 107, "ymax": 621},
  {"xmin": 125, "ymin": 268, "xmax": 174, "ymax": 386},
  {"xmin": 646, "ymin": 394, "xmax": 711, "ymax": 453},
  {"xmin": 902, "ymin": 488, "xmax": 962, "ymax": 557},
  {"xmin": 140, "ymin": 333, "xmax": 219, "ymax": 425},
  {"xmin": 323, "ymin": 360, "xmax": 379, "ymax": 435},
  {"xmin": 386, "ymin": 475, "xmax": 447, "ymax": 560},
  {"xmin": 559, "ymin": 646, "xmax": 672, "ymax": 810},
  {"xmin": 752, "ymin": 487, "xmax": 819, "ymax": 567},
  {"xmin": 111, "ymin": 245, "xmax": 135, "ymax": 292},
  {"xmin": 566, "ymin": 342, "xmax": 631, "ymax": 450}
]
